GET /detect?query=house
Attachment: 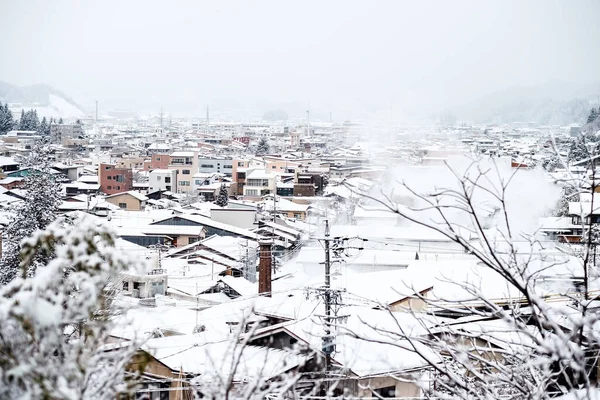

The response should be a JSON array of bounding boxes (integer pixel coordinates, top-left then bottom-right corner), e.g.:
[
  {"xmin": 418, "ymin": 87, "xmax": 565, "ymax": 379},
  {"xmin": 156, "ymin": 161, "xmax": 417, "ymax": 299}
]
[
  {"xmin": 129, "ymin": 335, "xmax": 306, "ymax": 400},
  {"xmin": 0, "ymin": 177, "xmax": 24, "ymax": 190},
  {"xmin": 120, "ymin": 269, "xmax": 168, "ymax": 300},
  {"xmin": 150, "ymin": 214, "xmax": 259, "ymax": 241},
  {"xmin": 63, "ymin": 181, "xmax": 100, "ymax": 195},
  {"xmin": 105, "ymin": 191, "xmax": 148, "ymax": 211},
  {"xmin": 261, "ymin": 195, "xmax": 309, "ymax": 220},
  {"xmin": 139, "ymin": 225, "xmax": 206, "ymax": 247},
  {"xmin": 0, "ymin": 156, "xmax": 20, "ymax": 174}
]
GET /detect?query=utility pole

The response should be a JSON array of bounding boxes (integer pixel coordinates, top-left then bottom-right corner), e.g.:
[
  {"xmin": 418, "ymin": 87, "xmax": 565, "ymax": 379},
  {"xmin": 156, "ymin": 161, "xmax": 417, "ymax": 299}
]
[
  {"xmin": 311, "ymin": 220, "xmax": 365, "ymax": 394},
  {"xmin": 323, "ymin": 219, "xmax": 332, "ymax": 370},
  {"xmin": 160, "ymin": 107, "xmax": 164, "ymax": 134},
  {"xmin": 95, "ymin": 100, "xmax": 98, "ymax": 135}
]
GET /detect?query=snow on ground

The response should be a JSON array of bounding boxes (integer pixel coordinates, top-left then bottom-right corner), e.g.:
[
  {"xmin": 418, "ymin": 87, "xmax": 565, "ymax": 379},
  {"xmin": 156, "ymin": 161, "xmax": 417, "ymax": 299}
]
[{"xmin": 9, "ymin": 94, "xmax": 86, "ymax": 119}]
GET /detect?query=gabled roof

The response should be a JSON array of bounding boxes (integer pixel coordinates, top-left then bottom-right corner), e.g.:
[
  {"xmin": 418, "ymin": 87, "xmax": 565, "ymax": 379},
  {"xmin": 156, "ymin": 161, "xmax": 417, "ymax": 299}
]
[
  {"xmin": 151, "ymin": 214, "xmax": 260, "ymax": 241},
  {"xmin": 105, "ymin": 190, "xmax": 148, "ymax": 202}
]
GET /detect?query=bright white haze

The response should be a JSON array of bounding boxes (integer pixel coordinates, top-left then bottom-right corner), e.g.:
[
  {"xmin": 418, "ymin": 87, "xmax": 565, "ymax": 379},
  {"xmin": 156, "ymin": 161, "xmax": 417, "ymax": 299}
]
[{"xmin": 1, "ymin": 0, "xmax": 599, "ymax": 118}]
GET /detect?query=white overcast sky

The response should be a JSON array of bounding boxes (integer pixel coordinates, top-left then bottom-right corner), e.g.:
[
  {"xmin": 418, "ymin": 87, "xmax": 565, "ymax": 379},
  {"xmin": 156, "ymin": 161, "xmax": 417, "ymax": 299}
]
[{"xmin": 1, "ymin": 0, "xmax": 599, "ymax": 116}]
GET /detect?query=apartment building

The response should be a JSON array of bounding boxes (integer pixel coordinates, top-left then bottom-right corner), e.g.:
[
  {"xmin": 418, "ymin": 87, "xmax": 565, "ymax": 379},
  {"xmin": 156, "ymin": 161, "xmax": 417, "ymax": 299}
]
[
  {"xmin": 243, "ymin": 169, "xmax": 277, "ymax": 198},
  {"xmin": 98, "ymin": 163, "xmax": 133, "ymax": 195},
  {"xmin": 198, "ymin": 157, "xmax": 234, "ymax": 176},
  {"xmin": 148, "ymin": 169, "xmax": 177, "ymax": 192},
  {"xmin": 146, "ymin": 153, "xmax": 170, "ymax": 170},
  {"xmin": 168, "ymin": 151, "xmax": 198, "ymax": 193},
  {"xmin": 51, "ymin": 124, "xmax": 84, "ymax": 145}
]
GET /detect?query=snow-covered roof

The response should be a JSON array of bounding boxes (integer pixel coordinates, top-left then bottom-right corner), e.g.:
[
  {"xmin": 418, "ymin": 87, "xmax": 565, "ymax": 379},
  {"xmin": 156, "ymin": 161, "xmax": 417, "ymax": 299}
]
[
  {"xmin": 170, "ymin": 151, "xmax": 195, "ymax": 157},
  {"xmin": 143, "ymin": 335, "xmax": 304, "ymax": 379},
  {"xmin": 106, "ymin": 190, "xmax": 148, "ymax": 202}
]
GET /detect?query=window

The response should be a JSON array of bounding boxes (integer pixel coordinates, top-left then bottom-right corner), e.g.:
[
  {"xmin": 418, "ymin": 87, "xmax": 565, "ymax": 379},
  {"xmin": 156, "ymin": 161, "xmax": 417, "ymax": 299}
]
[
  {"xmin": 156, "ymin": 176, "xmax": 161, "ymax": 181},
  {"xmin": 156, "ymin": 157, "xmax": 160, "ymax": 161},
  {"xmin": 118, "ymin": 202, "xmax": 127, "ymax": 209},
  {"xmin": 115, "ymin": 175, "xmax": 125, "ymax": 182},
  {"xmin": 107, "ymin": 186, "xmax": 112, "ymax": 190},
  {"xmin": 246, "ymin": 189, "xmax": 258, "ymax": 196},
  {"xmin": 195, "ymin": 180, "xmax": 202, "ymax": 185},
  {"xmin": 116, "ymin": 186, "xmax": 120, "ymax": 190},
  {"xmin": 224, "ymin": 164, "xmax": 232, "ymax": 169},
  {"xmin": 105, "ymin": 166, "xmax": 111, "ymax": 170},
  {"xmin": 180, "ymin": 181, "xmax": 190, "ymax": 186},
  {"xmin": 165, "ymin": 177, "xmax": 171, "ymax": 183},
  {"xmin": 166, "ymin": 186, "xmax": 171, "ymax": 191},
  {"xmin": 373, "ymin": 386, "xmax": 395, "ymax": 398},
  {"xmin": 107, "ymin": 176, "xmax": 112, "ymax": 180},
  {"xmin": 122, "ymin": 282, "xmax": 129, "ymax": 291},
  {"xmin": 201, "ymin": 164, "xmax": 214, "ymax": 168},
  {"xmin": 237, "ymin": 162, "xmax": 245, "ymax": 166},
  {"xmin": 182, "ymin": 170, "xmax": 191, "ymax": 175}
]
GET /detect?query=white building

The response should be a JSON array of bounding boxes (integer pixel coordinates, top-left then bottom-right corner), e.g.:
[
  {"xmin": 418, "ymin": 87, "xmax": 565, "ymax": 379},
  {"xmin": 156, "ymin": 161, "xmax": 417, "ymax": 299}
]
[
  {"xmin": 243, "ymin": 169, "xmax": 277, "ymax": 197},
  {"xmin": 168, "ymin": 151, "xmax": 198, "ymax": 193},
  {"xmin": 198, "ymin": 157, "xmax": 234, "ymax": 176},
  {"xmin": 148, "ymin": 169, "xmax": 177, "ymax": 192}
]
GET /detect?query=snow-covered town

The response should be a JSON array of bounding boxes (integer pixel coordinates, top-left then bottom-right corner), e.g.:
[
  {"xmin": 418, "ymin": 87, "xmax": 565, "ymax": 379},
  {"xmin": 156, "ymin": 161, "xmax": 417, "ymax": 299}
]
[{"xmin": 2, "ymin": 1, "xmax": 600, "ymax": 399}]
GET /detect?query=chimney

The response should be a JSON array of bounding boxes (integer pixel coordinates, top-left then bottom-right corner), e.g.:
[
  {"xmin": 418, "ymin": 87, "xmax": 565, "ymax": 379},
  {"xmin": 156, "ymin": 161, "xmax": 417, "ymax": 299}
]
[{"xmin": 258, "ymin": 240, "xmax": 272, "ymax": 297}]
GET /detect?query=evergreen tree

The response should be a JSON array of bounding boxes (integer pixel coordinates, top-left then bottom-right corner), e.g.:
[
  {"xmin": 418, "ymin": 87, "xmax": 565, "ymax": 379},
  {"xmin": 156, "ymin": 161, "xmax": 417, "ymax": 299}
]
[
  {"xmin": 39, "ymin": 116, "xmax": 48, "ymax": 135},
  {"xmin": 256, "ymin": 138, "xmax": 269, "ymax": 155},
  {"xmin": 568, "ymin": 137, "xmax": 589, "ymax": 163},
  {"xmin": 18, "ymin": 109, "xmax": 25, "ymax": 130},
  {"xmin": 18, "ymin": 109, "xmax": 40, "ymax": 131},
  {"xmin": 215, "ymin": 184, "xmax": 229, "ymax": 207},
  {"xmin": 553, "ymin": 184, "xmax": 578, "ymax": 217},
  {"xmin": 587, "ymin": 108, "xmax": 599, "ymax": 124},
  {"xmin": 0, "ymin": 103, "xmax": 14, "ymax": 134},
  {"xmin": 1, "ymin": 139, "xmax": 62, "ymax": 284}
]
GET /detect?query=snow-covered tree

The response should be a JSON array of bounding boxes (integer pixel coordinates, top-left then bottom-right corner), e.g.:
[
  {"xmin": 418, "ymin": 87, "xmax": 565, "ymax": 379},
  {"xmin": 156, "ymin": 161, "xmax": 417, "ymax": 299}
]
[
  {"xmin": 180, "ymin": 190, "xmax": 201, "ymax": 207},
  {"xmin": 0, "ymin": 102, "xmax": 14, "ymax": 134},
  {"xmin": 18, "ymin": 109, "xmax": 40, "ymax": 131},
  {"xmin": 345, "ymin": 155, "xmax": 600, "ymax": 399},
  {"xmin": 568, "ymin": 137, "xmax": 590, "ymax": 163},
  {"xmin": 553, "ymin": 184, "xmax": 578, "ymax": 217},
  {"xmin": 1, "ymin": 139, "xmax": 62, "ymax": 283},
  {"xmin": 0, "ymin": 217, "xmax": 142, "ymax": 399},
  {"xmin": 541, "ymin": 152, "xmax": 563, "ymax": 172},
  {"xmin": 215, "ymin": 184, "xmax": 229, "ymax": 207},
  {"xmin": 39, "ymin": 116, "xmax": 49, "ymax": 135},
  {"xmin": 256, "ymin": 138, "xmax": 269, "ymax": 155},
  {"xmin": 587, "ymin": 108, "xmax": 599, "ymax": 124}
]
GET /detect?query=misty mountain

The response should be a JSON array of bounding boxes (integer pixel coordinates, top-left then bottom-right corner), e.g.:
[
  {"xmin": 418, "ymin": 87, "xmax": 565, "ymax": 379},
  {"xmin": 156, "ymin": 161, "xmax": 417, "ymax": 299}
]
[
  {"xmin": 456, "ymin": 80, "xmax": 600, "ymax": 125},
  {"xmin": 0, "ymin": 81, "xmax": 86, "ymax": 119}
]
